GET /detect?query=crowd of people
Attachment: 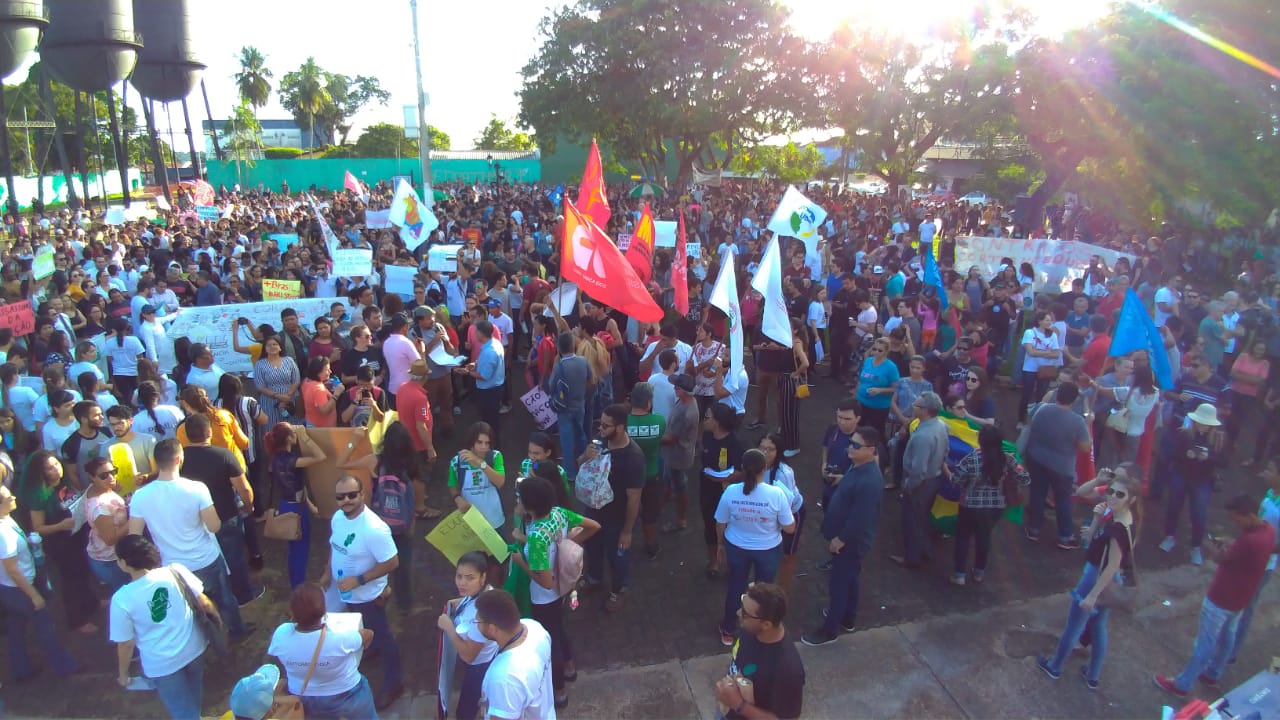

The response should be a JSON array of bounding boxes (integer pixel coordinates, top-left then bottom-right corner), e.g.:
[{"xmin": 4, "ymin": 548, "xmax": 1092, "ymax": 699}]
[{"xmin": 0, "ymin": 175, "xmax": 1275, "ymax": 718}]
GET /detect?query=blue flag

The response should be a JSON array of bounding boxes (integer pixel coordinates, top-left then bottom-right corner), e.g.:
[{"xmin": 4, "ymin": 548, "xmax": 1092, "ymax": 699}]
[
  {"xmin": 548, "ymin": 183, "xmax": 564, "ymax": 208},
  {"xmin": 922, "ymin": 244, "xmax": 948, "ymax": 310},
  {"xmin": 1109, "ymin": 289, "xmax": 1174, "ymax": 390}
]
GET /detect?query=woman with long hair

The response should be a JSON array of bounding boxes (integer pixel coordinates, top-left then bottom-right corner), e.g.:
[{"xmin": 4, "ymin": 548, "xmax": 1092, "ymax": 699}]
[
  {"xmin": 217, "ymin": 374, "xmax": 268, "ymax": 512},
  {"xmin": 39, "ymin": 389, "xmax": 77, "ymax": 453},
  {"xmin": 578, "ymin": 333, "xmax": 612, "ymax": 437},
  {"xmin": 714, "ymin": 448, "xmax": 796, "ymax": 646},
  {"xmin": 104, "ymin": 317, "xmax": 147, "ymax": 404},
  {"xmin": 0, "ymin": 407, "xmax": 35, "ymax": 460},
  {"xmin": 82, "ymin": 455, "xmax": 130, "ymax": 592},
  {"xmin": 42, "ymin": 330, "xmax": 72, "ymax": 380},
  {"xmin": 1019, "ymin": 310, "xmax": 1062, "ymax": 423},
  {"xmin": 264, "ymin": 423, "xmax": 324, "ymax": 588},
  {"xmin": 806, "ymin": 285, "xmax": 829, "ymax": 367},
  {"xmin": 176, "ymin": 385, "xmax": 249, "ymax": 472},
  {"xmin": 856, "ymin": 336, "xmax": 899, "ymax": 438},
  {"xmin": 952, "ymin": 426, "xmax": 1030, "ymax": 585},
  {"xmin": 448, "ymin": 422, "xmax": 507, "ymax": 533},
  {"xmin": 436, "ymin": 551, "xmax": 501, "ymax": 720},
  {"xmin": 0, "ymin": 362, "xmax": 40, "ymax": 433},
  {"xmin": 701, "ymin": 401, "xmax": 743, "ymax": 579},
  {"xmin": 307, "ymin": 316, "xmax": 344, "ymax": 366},
  {"xmin": 1091, "ymin": 365, "xmax": 1159, "ymax": 467},
  {"xmin": 131, "ymin": 380, "xmax": 184, "ymax": 439},
  {"xmin": 300, "ymin": 356, "xmax": 342, "ymax": 429},
  {"xmin": 16, "ymin": 450, "xmax": 98, "ymax": 632},
  {"xmin": 774, "ymin": 318, "xmax": 810, "ymax": 458},
  {"xmin": 336, "ymin": 422, "xmax": 418, "ymax": 613},
  {"xmin": 1037, "ymin": 466, "xmax": 1142, "ymax": 689},
  {"xmin": 76, "ymin": 370, "xmax": 117, "ymax": 414},
  {"xmin": 253, "ymin": 335, "xmax": 301, "ymax": 427},
  {"xmin": 135, "ymin": 357, "xmax": 178, "ymax": 406},
  {"xmin": 758, "ymin": 432, "xmax": 805, "ymax": 594},
  {"xmin": 963, "ymin": 365, "xmax": 997, "ymax": 427}
]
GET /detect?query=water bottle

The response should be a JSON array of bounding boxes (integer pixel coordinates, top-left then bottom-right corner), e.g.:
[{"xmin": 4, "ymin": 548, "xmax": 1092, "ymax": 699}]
[
  {"xmin": 27, "ymin": 532, "xmax": 44, "ymax": 567},
  {"xmin": 336, "ymin": 569, "xmax": 352, "ymax": 601}
]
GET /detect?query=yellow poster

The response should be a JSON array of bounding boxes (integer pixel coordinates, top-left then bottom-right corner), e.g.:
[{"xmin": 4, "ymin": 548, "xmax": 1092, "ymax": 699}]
[
  {"xmin": 262, "ymin": 278, "xmax": 301, "ymax": 300},
  {"xmin": 426, "ymin": 507, "xmax": 509, "ymax": 565}
]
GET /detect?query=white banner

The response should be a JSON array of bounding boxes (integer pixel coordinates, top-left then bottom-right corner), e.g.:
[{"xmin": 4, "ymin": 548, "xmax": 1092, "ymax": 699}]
[
  {"xmin": 383, "ymin": 264, "xmax": 418, "ymax": 296},
  {"xmin": 332, "ymin": 248, "xmax": 373, "ymax": 278},
  {"xmin": 541, "ymin": 282, "xmax": 578, "ymax": 318},
  {"xmin": 168, "ymin": 298, "xmax": 345, "ymax": 374},
  {"xmin": 953, "ymin": 236, "xmax": 1135, "ymax": 292},
  {"xmin": 654, "ymin": 220, "xmax": 677, "ymax": 248},
  {"xmin": 365, "ymin": 208, "xmax": 392, "ymax": 228}
]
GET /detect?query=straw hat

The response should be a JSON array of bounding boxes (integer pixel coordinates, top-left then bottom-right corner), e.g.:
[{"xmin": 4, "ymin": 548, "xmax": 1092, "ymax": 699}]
[{"xmin": 1186, "ymin": 404, "xmax": 1221, "ymax": 427}]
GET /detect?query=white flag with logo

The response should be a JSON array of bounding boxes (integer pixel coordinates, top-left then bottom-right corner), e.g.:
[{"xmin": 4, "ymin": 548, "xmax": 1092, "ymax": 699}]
[
  {"xmin": 766, "ymin": 185, "xmax": 828, "ymax": 257},
  {"xmin": 389, "ymin": 179, "xmax": 439, "ymax": 252},
  {"xmin": 751, "ymin": 235, "xmax": 793, "ymax": 347},
  {"xmin": 708, "ymin": 248, "xmax": 744, "ymax": 383}
]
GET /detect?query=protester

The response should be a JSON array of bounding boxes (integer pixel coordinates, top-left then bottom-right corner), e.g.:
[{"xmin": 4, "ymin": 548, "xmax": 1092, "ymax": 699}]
[
  {"xmin": 268, "ymin": 582, "xmax": 377, "ymax": 719},
  {"xmin": 699, "ymin": 402, "xmax": 743, "ymax": 579},
  {"xmin": 625, "ymin": 382, "xmax": 666, "ymax": 560},
  {"xmin": 17, "ymin": 449, "xmax": 98, "ymax": 632},
  {"xmin": 717, "ymin": 582, "xmax": 805, "ymax": 719},
  {"xmin": 579, "ymin": 403, "xmax": 645, "ymax": 612},
  {"xmin": 1023, "ymin": 383, "xmax": 1092, "ymax": 548},
  {"xmin": 952, "ymin": 426, "xmax": 1029, "ymax": 585},
  {"xmin": 659, "ymin": 373, "xmax": 699, "ymax": 534},
  {"xmin": 263, "ymin": 423, "xmax": 324, "ymax": 588},
  {"xmin": 893, "ymin": 392, "xmax": 948, "ymax": 569},
  {"xmin": 473, "ymin": 589, "xmax": 555, "ymax": 719}
]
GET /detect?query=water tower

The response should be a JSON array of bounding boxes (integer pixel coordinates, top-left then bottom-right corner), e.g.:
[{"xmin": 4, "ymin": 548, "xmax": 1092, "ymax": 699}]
[
  {"xmin": 40, "ymin": 0, "xmax": 139, "ymax": 93},
  {"xmin": 0, "ymin": 1, "xmax": 48, "ymax": 215},
  {"xmin": 131, "ymin": 0, "xmax": 205, "ymax": 204}
]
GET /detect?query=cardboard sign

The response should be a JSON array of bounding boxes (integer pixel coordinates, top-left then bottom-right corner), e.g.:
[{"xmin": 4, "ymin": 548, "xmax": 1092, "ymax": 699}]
[
  {"xmin": 32, "ymin": 247, "xmax": 55, "ymax": 280},
  {"xmin": 195, "ymin": 205, "xmax": 220, "ymax": 221},
  {"xmin": 427, "ymin": 244, "xmax": 462, "ymax": 273},
  {"xmin": 654, "ymin": 220, "xmax": 677, "ymax": 248},
  {"xmin": 461, "ymin": 228, "xmax": 482, "ymax": 245},
  {"xmin": 268, "ymin": 233, "xmax": 299, "ymax": 252},
  {"xmin": 686, "ymin": 242, "xmax": 702, "ymax": 259},
  {"xmin": 425, "ymin": 507, "xmax": 510, "ymax": 565},
  {"xmin": 541, "ymin": 282, "xmax": 578, "ymax": 318},
  {"xmin": 520, "ymin": 386, "xmax": 558, "ymax": 430},
  {"xmin": 383, "ymin": 264, "xmax": 418, "ymax": 297},
  {"xmin": 262, "ymin": 278, "xmax": 300, "ymax": 300},
  {"xmin": 616, "ymin": 232, "xmax": 632, "ymax": 252},
  {"xmin": 332, "ymin": 248, "xmax": 373, "ymax": 278},
  {"xmin": 365, "ymin": 208, "xmax": 392, "ymax": 229},
  {"xmin": 0, "ymin": 300, "xmax": 35, "ymax": 336},
  {"xmin": 168, "ymin": 298, "xmax": 347, "ymax": 374}
]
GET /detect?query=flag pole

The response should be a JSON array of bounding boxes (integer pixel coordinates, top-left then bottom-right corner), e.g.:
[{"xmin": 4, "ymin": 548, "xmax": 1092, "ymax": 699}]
[{"xmin": 409, "ymin": 0, "xmax": 435, "ymax": 208}]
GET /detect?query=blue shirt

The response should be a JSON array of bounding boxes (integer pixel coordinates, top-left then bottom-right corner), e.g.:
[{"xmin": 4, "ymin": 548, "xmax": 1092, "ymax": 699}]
[
  {"xmin": 195, "ymin": 283, "xmax": 222, "ymax": 306},
  {"xmin": 856, "ymin": 357, "xmax": 900, "ymax": 409},
  {"xmin": 475, "ymin": 340, "xmax": 505, "ymax": 389}
]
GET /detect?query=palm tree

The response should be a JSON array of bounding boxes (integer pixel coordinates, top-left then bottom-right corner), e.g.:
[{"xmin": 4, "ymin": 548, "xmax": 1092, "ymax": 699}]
[
  {"xmin": 234, "ymin": 46, "xmax": 272, "ymax": 114},
  {"xmin": 293, "ymin": 57, "xmax": 330, "ymax": 148}
]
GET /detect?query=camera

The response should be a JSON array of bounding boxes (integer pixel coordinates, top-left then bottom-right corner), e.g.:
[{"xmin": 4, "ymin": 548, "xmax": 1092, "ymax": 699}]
[{"xmin": 237, "ymin": 318, "xmax": 248, "ymax": 325}]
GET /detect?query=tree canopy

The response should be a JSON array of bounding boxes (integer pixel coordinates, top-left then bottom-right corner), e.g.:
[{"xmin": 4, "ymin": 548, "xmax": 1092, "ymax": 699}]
[
  {"xmin": 473, "ymin": 115, "xmax": 536, "ymax": 152},
  {"xmin": 730, "ymin": 141, "xmax": 825, "ymax": 184},
  {"xmin": 278, "ymin": 57, "xmax": 390, "ymax": 148}
]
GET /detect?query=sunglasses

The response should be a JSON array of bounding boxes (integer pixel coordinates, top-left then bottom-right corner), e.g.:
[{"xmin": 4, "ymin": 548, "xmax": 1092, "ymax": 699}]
[
  {"xmin": 97, "ymin": 468, "xmax": 118, "ymax": 479},
  {"xmin": 1105, "ymin": 488, "xmax": 1127, "ymax": 499},
  {"xmin": 966, "ymin": 376, "xmax": 979, "ymax": 382},
  {"xmin": 737, "ymin": 594, "xmax": 763, "ymax": 620},
  {"xmin": 849, "ymin": 441, "xmax": 865, "ymax": 450},
  {"xmin": 335, "ymin": 491, "xmax": 360, "ymax": 501}
]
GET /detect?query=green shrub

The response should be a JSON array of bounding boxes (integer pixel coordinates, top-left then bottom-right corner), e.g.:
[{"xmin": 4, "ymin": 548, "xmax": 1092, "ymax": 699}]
[
  {"xmin": 319, "ymin": 146, "xmax": 354, "ymax": 159},
  {"xmin": 264, "ymin": 147, "xmax": 304, "ymax": 159}
]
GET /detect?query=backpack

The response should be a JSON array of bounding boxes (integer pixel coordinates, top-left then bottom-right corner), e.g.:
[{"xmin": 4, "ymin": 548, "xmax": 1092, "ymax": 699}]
[
  {"xmin": 371, "ymin": 467, "xmax": 414, "ymax": 535},
  {"xmin": 553, "ymin": 535, "xmax": 584, "ymax": 597},
  {"xmin": 574, "ymin": 450, "xmax": 614, "ymax": 509}
]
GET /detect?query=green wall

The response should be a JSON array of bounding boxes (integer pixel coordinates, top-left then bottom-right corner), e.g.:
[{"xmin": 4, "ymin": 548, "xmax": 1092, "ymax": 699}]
[{"xmin": 206, "ymin": 157, "xmax": 542, "ymax": 191}]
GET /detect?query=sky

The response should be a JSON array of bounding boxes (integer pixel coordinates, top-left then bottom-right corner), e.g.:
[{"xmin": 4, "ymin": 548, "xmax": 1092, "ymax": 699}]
[{"xmin": 3, "ymin": 0, "xmax": 1115, "ymax": 151}]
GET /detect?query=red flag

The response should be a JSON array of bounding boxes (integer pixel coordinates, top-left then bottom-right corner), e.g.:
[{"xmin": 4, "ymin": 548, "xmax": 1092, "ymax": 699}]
[
  {"xmin": 576, "ymin": 139, "xmax": 611, "ymax": 230},
  {"xmin": 561, "ymin": 198, "xmax": 662, "ymax": 322},
  {"xmin": 344, "ymin": 170, "xmax": 365, "ymax": 196},
  {"xmin": 673, "ymin": 209, "xmax": 689, "ymax": 316},
  {"xmin": 625, "ymin": 202, "xmax": 655, "ymax": 284}
]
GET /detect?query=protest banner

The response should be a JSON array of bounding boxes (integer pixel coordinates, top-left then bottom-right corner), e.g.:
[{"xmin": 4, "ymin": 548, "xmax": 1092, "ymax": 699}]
[
  {"xmin": 0, "ymin": 300, "xmax": 34, "ymax": 336},
  {"xmin": 262, "ymin": 278, "xmax": 300, "ymax": 300},
  {"xmin": 654, "ymin": 220, "xmax": 677, "ymax": 248},
  {"xmin": 426, "ymin": 507, "xmax": 510, "ymax": 565},
  {"xmin": 686, "ymin": 242, "xmax": 702, "ymax": 259},
  {"xmin": 195, "ymin": 205, "xmax": 221, "ymax": 221},
  {"xmin": 520, "ymin": 386, "xmax": 557, "ymax": 430},
  {"xmin": 427, "ymin": 244, "xmax": 461, "ymax": 273},
  {"xmin": 104, "ymin": 207, "xmax": 127, "ymax": 225},
  {"xmin": 953, "ymin": 236, "xmax": 1135, "ymax": 292},
  {"xmin": 168, "ymin": 298, "xmax": 345, "ymax": 373},
  {"xmin": 461, "ymin": 228, "xmax": 482, "ymax": 245},
  {"xmin": 383, "ymin": 264, "xmax": 418, "ymax": 297},
  {"xmin": 365, "ymin": 208, "xmax": 392, "ymax": 228},
  {"xmin": 268, "ymin": 233, "xmax": 299, "ymax": 251},
  {"xmin": 331, "ymin": 248, "xmax": 373, "ymax": 278},
  {"xmin": 32, "ymin": 247, "xmax": 55, "ymax": 280},
  {"xmin": 616, "ymin": 232, "xmax": 632, "ymax": 252},
  {"xmin": 541, "ymin": 281, "xmax": 578, "ymax": 318}
]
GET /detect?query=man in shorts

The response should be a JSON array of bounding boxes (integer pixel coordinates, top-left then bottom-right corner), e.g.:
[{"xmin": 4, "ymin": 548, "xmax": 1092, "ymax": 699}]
[{"xmin": 626, "ymin": 382, "xmax": 667, "ymax": 561}]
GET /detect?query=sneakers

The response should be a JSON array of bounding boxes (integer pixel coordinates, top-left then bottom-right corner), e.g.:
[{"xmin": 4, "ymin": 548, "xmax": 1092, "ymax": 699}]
[
  {"xmin": 1198, "ymin": 673, "xmax": 1220, "ymax": 688},
  {"xmin": 949, "ymin": 573, "xmax": 966, "ymax": 586},
  {"xmin": 801, "ymin": 629, "xmax": 840, "ymax": 647},
  {"xmin": 1056, "ymin": 537, "xmax": 1081, "ymax": 550},
  {"xmin": 816, "ymin": 558, "xmax": 834, "ymax": 572},
  {"xmin": 604, "ymin": 593, "xmax": 625, "ymax": 614},
  {"xmin": 822, "ymin": 609, "xmax": 856, "ymax": 633},
  {"xmin": 1035, "ymin": 656, "xmax": 1061, "ymax": 680},
  {"xmin": 499, "ymin": 404, "xmax": 512, "ymax": 415},
  {"xmin": 1190, "ymin": 547, "xmax": 1203, "ymax": 566},
  {"xmin": 719, "ymin": 629, "xmax": 736, "ymax": 647},
  {"xmin": 1158, "ymin": 535, "xmax": 1176, "ymax": 553},
  {"xmin": 1080, "ymin": 666, "xmax": 1099, "ymax": 690},
  {"xmin": 1024, "ymin": 527, "xmax": 1040, "ymax": 542},
  {"xmin": 1152, "ymin": 674, "xmax": 1188, "ymax": 697}
]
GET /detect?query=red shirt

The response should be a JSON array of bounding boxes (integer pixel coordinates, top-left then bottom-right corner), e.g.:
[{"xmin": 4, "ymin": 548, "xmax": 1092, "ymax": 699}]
[
  {"xmin": 1097, "ymin": 292, "xmax": 1124, "ymax": 322},
  {"xmin": 1081, "ymin": 334, "xmax": 1112, "ymax": 378},
  {"xmin": 1207, "ymin": 523, "xmax": 1276, "ymax": 611},
  {"xmin": 395, "ymin": 380, "xmax": 432, "ymax": 452}
]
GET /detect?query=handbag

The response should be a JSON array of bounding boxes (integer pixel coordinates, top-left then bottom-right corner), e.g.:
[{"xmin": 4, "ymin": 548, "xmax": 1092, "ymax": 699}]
[
  {"xmin": 1036, "ymin": 364, "xmax": 1059, "ymax": 380},
  {"xmin": 271, "ymin": 626, "xmax": 326, "ymax": 720},
  {"xmin": 1105, "ymin": 390, "xmax": 1133, "ymax": 434},
  {"xmin": 794, "ymin": 376, "xmax": 810, "ymax": 399},
  {"xmin": 263, "ymin": 508, "xmax": 302, "ymax": 541},
  {"xmin": 1096, "ymin": 524, "xmax": 1139, "ymax": 612},
  {"xmin": 170, "ymin": 566, "xmax": 228, "ymax": 657}
]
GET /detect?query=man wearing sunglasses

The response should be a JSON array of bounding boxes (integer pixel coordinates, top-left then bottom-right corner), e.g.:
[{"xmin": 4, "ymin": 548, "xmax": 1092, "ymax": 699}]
[
  {"xmin": 320, "ymin": 475, "xmax": 404, "ymax": 710},
  {"xmin": 474, "ymin": 588, "xmax": 555, "ymax": 720}
]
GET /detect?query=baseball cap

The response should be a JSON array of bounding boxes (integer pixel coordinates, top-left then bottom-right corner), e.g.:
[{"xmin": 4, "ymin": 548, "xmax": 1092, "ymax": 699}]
[
  {"xmin": 412, "ymin": 305, "xmax": 434, "ymax": 319},
  {"xmin": 229, "ymin": 664, "xmax": 280, "ymax": 720},
  {"xmin": 485, "ymin": 298, "xmax": 502, "ymax": 308},
  {"xmin": 672, "ymin": 373, "xmax": 696, "ymax": 393},
  {"xmin": 140, "ymin": 304, "xmax": 156, "ymax": 315}
]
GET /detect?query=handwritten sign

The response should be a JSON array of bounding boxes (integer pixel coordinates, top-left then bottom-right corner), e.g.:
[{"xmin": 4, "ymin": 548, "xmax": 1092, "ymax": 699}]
[
  {"xmin": 268, "ymin": 233, "xmax": 299, "ymax": 252},
  {"xmin": 425, "ymin": 507, "xmax": 510, "ymax": 565},
  {"xmin": 427, "ymin": 244, "xmax": 461, "ymax": 273},
  {"xmin": 520, "ymin": 386, "xmax": 558, "ymax": 430},
  {"xmin": 331, "ymin": 248, "xmax": 373, "ymax": 278},
  {"xmin": 954, "ymin": 236, "xmax": 1136, "ymax": 292},
  {"xmin": 32, "ymin": 248, "xmax": 55, "ymax": 280},
  {"xmin": 616, "ymin": 232, "xmax": 632, "ymax": 252},
  {"xmin": 686, "ymin": 242, "xmax": 702, "ymax": 259},
  {"xmin": 195, "ymin": 205, "xmax": 220, "ymax": 221},
  {"xmin": 168, "ymin": 298, "xmax": 348, "ymax": 374},
  {"xmin": 0, "ymin": 300, "xmax": 35, "ymax": 336},
  {"xmin": 262, "ymin": 278, "xmax": 300, "ymax": 301},
  {"xmin": 104, "ymin": 207, "xmax": 127, "ymax": 225}
]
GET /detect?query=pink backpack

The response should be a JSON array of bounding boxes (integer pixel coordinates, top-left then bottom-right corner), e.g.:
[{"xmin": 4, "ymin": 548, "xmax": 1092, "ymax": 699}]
[{"xmin": 553, "ymin": 535, "xmax": 583, "ymax": 597}]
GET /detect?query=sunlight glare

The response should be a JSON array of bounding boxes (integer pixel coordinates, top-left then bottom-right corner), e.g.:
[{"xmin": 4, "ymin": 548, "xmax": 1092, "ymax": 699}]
[{"xmin": 783, "ymin": 0, "xmax": 1115, "ymax": 41}]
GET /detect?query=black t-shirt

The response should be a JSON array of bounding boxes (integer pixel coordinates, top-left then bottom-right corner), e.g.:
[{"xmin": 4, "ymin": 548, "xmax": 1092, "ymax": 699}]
[
  {"xmin": 337, "ymin": 385, "xmax": 389, "ymax": 427},
  {"xmin": 701, "ymin": 431, "xmax": 744, "ymax": 476},
  {"xmin": 728, "ymin": 632, "xmax": 805, "ymax": 719},
  {"xmin": 180, "ymin": 444, "xmax": 244, "ymax": 522},
  {"xmin": 599, "ymin": 439, "xmax": 646, "ymax": 526},
  {"xmin": 830, "ymin": 287, "xmax": 856, "ymax": 327},
  {"xmin": 341, "ymin": 346, "xmax": 385, "ymax": 381},
  {"xmin": 169, "ymin": 279, "xmax": 197, "ymax": 306},
  {"xmin": 981, "ymin": 299, "xmax": 1016, "ymax": 344},
  {"xmin": 1086, "ymin": 519, "xmax": 1134, "ymax": 574}
]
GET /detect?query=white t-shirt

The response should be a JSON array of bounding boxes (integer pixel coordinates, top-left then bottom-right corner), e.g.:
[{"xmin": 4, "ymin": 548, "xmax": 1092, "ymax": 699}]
[
  {"xmin": 328, "ymin": 508, "xmax": 397, "ymax": 604},
  {"xmin": 185, "ymin": 365, "xmax": 225, "ymax": 401},
  {"xmin": 482, "ymin": 619, "xmax": 555, "ymax": 720},
  {"xmin": 41, "ymin": 417, "xmax": 78, "ymax": 453},
  {"xmin": 109, "ymin": 564, "xmax": 207, "ymax": 678},
  {"xmin": 855, "ymin": 307, "xmax": 878, "ymax": 338},
  {"xmin": 717, "ymin": 368, "xmax": 750, "ymax": 416},
  {"xmin": 713, "ymin": 482, "xmax": 794, "ymax": 551},
  {"xmin": 1111, "ymin": 387, "xmax": 1159, "ymax": 437},
  {"xmin": 0, "ymin": 516, "xmax": 35, "ymax": 585},
  {"xmin": 451, "ymin": 593, "xmax": 499, "ymax": 665},
  {"xmin": 1154, "ymin": 286, "xmax": 1178, "ymax": 327},
  {"xmin": 807, "ymin": 300, "xmax": 828, "ymax": 330},
  {"xmin": 132, "ymin": 405, "xmax": 185, "ymax": 440},
  {"xmin": 1020, "ymin": 328, "xmax": 1061, "ymax": 373},
  {"xmin": 33, "ymin": 389, "xmax": 83, "ymax": 425},
  {"xmin": 1, "ymin": 385, "xmax": 40, "ymax": 431},
  {"xmin": 129, "ymin": 478, "xmax": 221, "ymax": 570},
  {"xmin": 105, "ymin": 336, "xmax": 147, "ymax": 377},
  {"xmin": 648, "ymin": 372, "xmax": 676, "ymax": 422},
  {"xmin": 269, "ymin": 621, "xmax": 365, "ymax": 696},
  {"xmin": 764, "ymin": 462, "xmax": 804, "ymax": 513},
  {"xmin": 640, "ymin": 340, "xmax": 693, "ymax": 376}
]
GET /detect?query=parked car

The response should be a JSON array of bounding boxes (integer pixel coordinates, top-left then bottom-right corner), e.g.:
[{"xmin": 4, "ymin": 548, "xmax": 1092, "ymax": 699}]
[{"xmin": 958, "ymin": 191, "xmax": 991, "ymax": 205}]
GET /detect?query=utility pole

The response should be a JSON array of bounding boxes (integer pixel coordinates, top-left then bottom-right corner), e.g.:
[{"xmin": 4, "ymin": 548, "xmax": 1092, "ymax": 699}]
[{"xmin": 409, "ymin": 0, "xmax": 434, "ymax": 208}]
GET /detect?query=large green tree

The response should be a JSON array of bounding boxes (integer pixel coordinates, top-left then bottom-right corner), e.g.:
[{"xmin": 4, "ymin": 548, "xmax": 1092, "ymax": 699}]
[
  {"xmin": 730, "ymin": 141, "xmax": 825, "ymax": 184},
  {"xmin": 473, "ymin": 115, "xmax": 536, "ymax": 152},
  {"xmin": 234, "ymin": 46, "xmax": 272, "ymax": 114},
  {"xmin": 353, "ymin": 123, "xmax": 449, "ymax": 157},
  {"xmin": 278, "ymin": 57, "xmax": 330, "ymax": 148},
  {"xmin": 278, "ymin": 59, "xmax": 390, "ymax": 149},
  {"xmin": 519, "ymin": 0, "xmax": 806, "ymax": 188}
]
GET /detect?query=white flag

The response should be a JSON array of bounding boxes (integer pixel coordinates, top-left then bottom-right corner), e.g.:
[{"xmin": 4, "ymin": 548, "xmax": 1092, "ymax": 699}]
[
  {"xmin": 708, "ymin": 248, "xmax": 744, "ymax": 384},
  {"xmin": 389, "ymin": 179, "xmax": 439, "ymax": 252},
  {"xmin": 751, "ymin": 235, "xmax": 793, "ymax": 347},
  {"xmin": 766, "ymin": 185, "xmax": 828, "ymax": 257}
]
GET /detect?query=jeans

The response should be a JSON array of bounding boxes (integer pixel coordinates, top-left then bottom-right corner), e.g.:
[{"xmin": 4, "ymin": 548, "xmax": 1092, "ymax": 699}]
[
  {"xmin": 1152, "ymin": 430, "xmax": 1178, "ymax": 499},
  {"xmin": 1174, "ymin": 597, "xmax": 1241, "ymax": 689},
  {"xmin": 89, "ymin": 557, "xmax": 131, "ymax": 593},
  {"xmin": 721, "ymin": 541, "xmax": 782, "ymax": 634},
  {"xmin": 900, "ymin": 476, "xmax": 940, "ymax": 565},
  {"xmin": 557, "ymin": 408, "xmax": 587, "ymax": 479},
  {"xmin": 301, "ymin": 674, "xmax": 379, "ymax": 720},
  {"xmin": 215, "ymin": 516, "xmax": 254, "ymax": 605},
  {"xmin": 530, "ymin": 599, "xmax": 571, "ymax": 693},
  {"xmin": 1019, "ymin": 370, "xmax": 1049, "ymax": 421},
  {"xmin": 190, "ymin": 554, "xmax": 247, "ymax": 637},
  {"xmin": 345, "ymin": 598, "xmax": 402, "ymax": 690},
  {"xmin": 455, "ymin": 661, "xmax": 490, "ymax": 720},
  {"xmin": 391, "ymin": 534, "xmax": 413, "ymax": 612},
  {"xmin": 954, "ymin": 506, "xmax": 1003, "ymax": 574},
  {"xmin": 1045, "ymin": 563, "xmax": 1112, "ymax": 684},
  {"xmin": 0, "ymin": 580, "xmax": 77, "ymax": 679},
  {"xmin": 280, "ymin": 498, "xmax": 311, "ymax": 589},
  {"xmin": 1026, "ymin": 458, "xmax": 1076, "ymax": 542},
  {"xmin": 1229, "ymin": 566, "xmax": 1272, "ymax": 663},
  {"xmin": 822, "ymin": 547, "xmax": 864, "ymax": 636},
  {"xmin": 584, "ymin": 511, "xmax": 630, "ymax": 593},
  {"xmin": 150, "ymin": 655, "xmax": 205, "ymax": 720},
  {"xmin": 1163, "ymin": 469, "xmax": 1211, "ymax": 547}
]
